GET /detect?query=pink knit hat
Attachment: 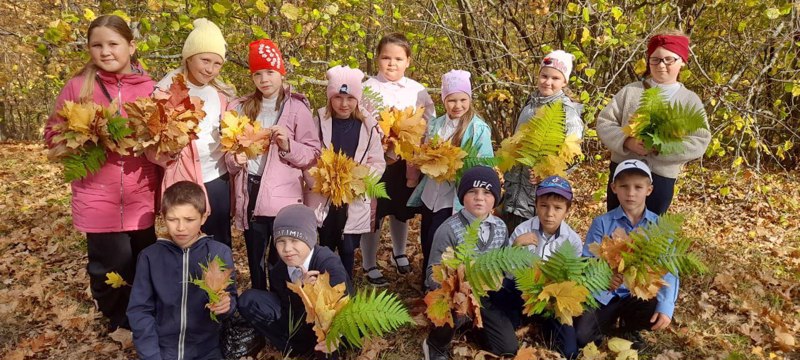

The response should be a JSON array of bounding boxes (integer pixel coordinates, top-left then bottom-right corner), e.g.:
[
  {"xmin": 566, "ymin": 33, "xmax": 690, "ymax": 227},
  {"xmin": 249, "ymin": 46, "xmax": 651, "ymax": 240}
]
[
  {"xmin": 441, "ymin": 69, "xmax": 472, "ymax": 101},
  {"xmin": 326, "ymin": 65, "xmax": 364, "ymax": 103}
]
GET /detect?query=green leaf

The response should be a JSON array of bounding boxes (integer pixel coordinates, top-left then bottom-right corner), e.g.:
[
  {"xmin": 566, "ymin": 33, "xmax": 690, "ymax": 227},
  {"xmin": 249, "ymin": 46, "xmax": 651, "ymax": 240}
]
[
  {"xmin": 326, "ymin": 289, "xmax": 413, "ymax": 349},
  {"xmin": 363, "ymin": 172, "xmax": 390, "ymax": 200},
  {"xmin": 281, "ymin": 3, "xmax": 301, "ymax": 20},
  {"xmin": 62, "ymin": 145, "xmax": 107, "ymax": 182}
]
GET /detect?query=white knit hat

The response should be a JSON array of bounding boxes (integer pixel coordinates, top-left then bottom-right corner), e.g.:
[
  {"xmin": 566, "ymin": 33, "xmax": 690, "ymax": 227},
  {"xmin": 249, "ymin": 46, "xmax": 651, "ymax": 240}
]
[
  {"xmin": 541, "ymin": 50, "xmax": 575, "ymax": 82},
  {"xmin": 182, "ymin": 18, "xmax": 227, "ymax": 61}
]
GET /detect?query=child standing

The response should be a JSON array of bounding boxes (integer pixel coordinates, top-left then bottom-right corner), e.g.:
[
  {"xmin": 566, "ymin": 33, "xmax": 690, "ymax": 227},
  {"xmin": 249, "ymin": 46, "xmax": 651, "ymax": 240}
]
[
  {"xmin": 128, "ymin": 181, "xmax": 237, "ymax": 360},
  {"xmin": 154, "ymin": 18, "xmax": 236, "ymax": 247},
  {"xmin": 408, "ymin": 70, "xmax": 494, "ymax": 277},
  {"xmin": 502, "ymin": 50, "xmax": 584, "ymax": 231},
  {"xmin": 43, "ymin": 15, "xmax": 159, "ymax": 331},
  {"xmin": 423, "ymin": 166, "xmax": 517, "ymax": 360},
  {"xmin": 508, "ymin": 176, "xmax": 582, "ymax": 359},
  {"xmin": 575, "ymin": 160, "xmax": 677, "ymax": 349},
  {"xmin": 360, "ymin": 33, "xmax": 436, "ymax": 286},
  {"xmin": 238, "ymin": 204, "xmax": 354, "ymax": 358},
  {"xmin": 596, "ymin": 31, "xmax": 710, "ymax": 215},
  {"xmin": 226, "ymin": 39, "xmax": 320, "ymax": 290},
  {"xmin": 308, "ymin": 65, "xmax": 386, "ymax": 278}
]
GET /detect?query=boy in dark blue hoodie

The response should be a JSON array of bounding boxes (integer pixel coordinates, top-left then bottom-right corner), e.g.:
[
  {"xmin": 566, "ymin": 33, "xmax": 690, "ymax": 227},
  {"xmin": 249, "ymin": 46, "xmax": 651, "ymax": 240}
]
[
  {"xmin": 238, "ymin": 204, "xmax": 353, "ymax": 359},
  {"xmin": 128, "ymin": 181, "xmax": 237, "ymax": 360}
]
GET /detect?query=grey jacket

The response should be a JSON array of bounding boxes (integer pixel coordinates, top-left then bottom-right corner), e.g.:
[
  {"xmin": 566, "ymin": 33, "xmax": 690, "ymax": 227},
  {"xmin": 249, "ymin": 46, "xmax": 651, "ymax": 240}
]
[{"xmin": 502, "ymin": 91, "xmax": 584, "ymax": 219}]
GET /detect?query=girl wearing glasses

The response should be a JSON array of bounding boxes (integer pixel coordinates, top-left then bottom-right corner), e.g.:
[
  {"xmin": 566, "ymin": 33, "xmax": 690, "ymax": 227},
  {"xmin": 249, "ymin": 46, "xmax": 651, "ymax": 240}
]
[{"xmin": 596, "ymin": 30, "xmax": 711, "ymax": 215}]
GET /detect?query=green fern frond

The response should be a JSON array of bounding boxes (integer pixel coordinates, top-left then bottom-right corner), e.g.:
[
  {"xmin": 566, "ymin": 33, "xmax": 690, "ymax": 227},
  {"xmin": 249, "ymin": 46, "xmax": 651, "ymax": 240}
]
[
  {"xmin": 363, "ymin": 172, "xmax": 390, "ymax": 200},
  {"xmin": 466, "ymin": 246, "xmax": 536, "ymax": 298},
  {"xmin": 441, "ymin": 219, "xmax": 481, "ymax": 270},
  {"xmin": 576, "ymin": 258, "xmax": 613, "ymax": 309},
  {"xmin": 622, "ymin": 214, "xmax": 707, "ymax": 277},
  {"xmin": 632, "ymin": 87, "xmax": 707, "ymax": 155},
  {"xmin": 455, "ymin": 138, "xmax": 500, "ymax": 183},
  {"xmin": 514, "ymin": 242, "xmax": 612, "ymax": 316},
  {"xmin": 361, "ymin": 85, "xmax": 386, "ymax": 120},
  {"xmin": 62, "ymin": 144, "xmax": 107, "ymax": 182},
  {"xmin": 514, "ymin": 101, "xmax": 572, "ymax": 175},
  {"xmin": 326, "ymin": 289, "xmax": 413, "ymax": 349}
]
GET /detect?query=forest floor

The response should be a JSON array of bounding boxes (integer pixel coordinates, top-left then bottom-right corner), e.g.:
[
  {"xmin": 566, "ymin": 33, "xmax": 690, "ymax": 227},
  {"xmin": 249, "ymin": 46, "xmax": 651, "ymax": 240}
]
[{"xmin": 0, "ymin": 142, "xmax": 797, "ymax": 360}]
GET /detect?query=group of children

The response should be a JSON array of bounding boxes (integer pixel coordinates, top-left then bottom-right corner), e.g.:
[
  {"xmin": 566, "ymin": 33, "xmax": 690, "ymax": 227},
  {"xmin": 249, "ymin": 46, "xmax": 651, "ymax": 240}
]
[{"xmin": 44, "ymin": 14, "xmax": 709, "ymax": 360}]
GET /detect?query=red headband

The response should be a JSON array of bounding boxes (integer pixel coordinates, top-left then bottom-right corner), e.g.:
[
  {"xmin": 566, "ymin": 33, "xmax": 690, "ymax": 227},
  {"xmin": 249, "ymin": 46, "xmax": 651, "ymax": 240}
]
[{"xmin": 647, "ymin": 35, "xmax": 690, "ymax": 63}]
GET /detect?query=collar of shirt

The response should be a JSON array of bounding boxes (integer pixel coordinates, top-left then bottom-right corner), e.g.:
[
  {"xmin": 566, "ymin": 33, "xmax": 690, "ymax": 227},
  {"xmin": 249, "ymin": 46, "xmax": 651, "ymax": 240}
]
[
  {"xmin": 529, "ymin": 217, "xmax": 563, "ymax": 239},
  {"xmin": 287, "ymin": 247, "xmax": 315, "ymax": 279},
  {"xmin": 609, "ymin": 206, "xmax": 658, "ymax": 229},
  {"xmin": 460, "ymin": 209, "xmax": 504, "ymax": 231},
  {"xmin": 376, "ymin": 73, "xmax": 408, "ymax": 87}
]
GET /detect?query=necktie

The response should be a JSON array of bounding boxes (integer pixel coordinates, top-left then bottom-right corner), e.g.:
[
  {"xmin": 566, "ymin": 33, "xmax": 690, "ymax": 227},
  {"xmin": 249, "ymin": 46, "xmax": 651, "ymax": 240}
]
[{"xmin": 290, "ymin": 268, "xmax": 302, "ymax": 283}]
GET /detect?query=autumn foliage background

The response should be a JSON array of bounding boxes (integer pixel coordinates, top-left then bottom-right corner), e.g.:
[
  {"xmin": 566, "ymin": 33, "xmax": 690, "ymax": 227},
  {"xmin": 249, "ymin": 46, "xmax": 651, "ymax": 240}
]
[{"xmin": 0, "ymin": 0, "xmax": 798, "ymax": 359}]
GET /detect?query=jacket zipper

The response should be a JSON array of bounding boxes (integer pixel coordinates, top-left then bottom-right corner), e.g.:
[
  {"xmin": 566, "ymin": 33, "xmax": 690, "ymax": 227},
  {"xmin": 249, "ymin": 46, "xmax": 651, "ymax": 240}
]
[
  {"xmin": 117, "ymin": 79, "xmax": 125, "ymax": 230},
  {"xmin": 178, "ymin": 247, "xmax": 189, "ymax": 360}
]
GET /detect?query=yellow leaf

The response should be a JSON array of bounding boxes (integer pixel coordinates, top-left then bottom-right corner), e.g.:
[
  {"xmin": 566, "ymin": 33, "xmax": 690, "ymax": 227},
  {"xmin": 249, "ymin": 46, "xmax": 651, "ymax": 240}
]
[
  {"xmin": 634, "ymin": 59, "xmax": 647, "ymax": 76},
  {"xmin": 580, "ymin": 342, "xmax": 607, "ymax": 360},
  {"xmin": 608, "ymin": 337, "xmax": 633, "ymax": 353},
  {"xmin": 536, "ymin": 281, "xmax": 589, "ymax": 325},
  {"xmin": 309, "ymin": 148, "xmax": 378, "ymax": 206},
  {"xmin": 378, "ymin": 106, "xmax": 426, "ymax": 160},
  {"xmin": 616, "ymin": 349, "xmax": 638, "ymax": 360},
  {"xmin": 408, "ymin": 137, "xmax": 467, "ymax": 182},
  {"xmin": 105, "ymin": 272, "xmax": 128, "ymax": 288},
  {"xmin": 286, "ymin": 272, "xmax": 350, "ymax": 342}
]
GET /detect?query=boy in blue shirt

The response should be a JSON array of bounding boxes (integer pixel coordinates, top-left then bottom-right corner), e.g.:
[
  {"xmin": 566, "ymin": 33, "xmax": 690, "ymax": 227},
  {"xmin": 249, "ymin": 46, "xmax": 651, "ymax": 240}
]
[
  {"xmin": 128, "ymin": 181, "xmax": 237, "ymax": 360},
  {"xmin": 575, "ymin": 160, "xmax": 677, "ymax": 349}
]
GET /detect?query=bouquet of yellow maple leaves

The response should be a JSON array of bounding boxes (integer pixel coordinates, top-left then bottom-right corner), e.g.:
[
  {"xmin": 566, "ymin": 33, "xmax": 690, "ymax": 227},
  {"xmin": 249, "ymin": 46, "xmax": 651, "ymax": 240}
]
[
  {"xmin": 219, "ymin": 111, "xmax": 272, "ymax": 158},
  {"xmin": 48, "ymin": 100, "xmax": 136, "ymax": 182},
  {"xmin": 496, "ymin": 101, "xmax": 582, "ymax": 177},
  {"xmin": 406, "ymin": 136, "xmax": 467, "ymax": 183},
  {"xmin": 425, "ymin": 221, "xmax": 534, "ymax": 328},
  {"xmin": 377, "ymin": 106, "xmax": 427, "ymax": 160},
  {"xmin": 308, "ymin": 148, "xmax": 389, "ymax": 207},
  {"xmin": 287, "ymin": 272, "xmax": 412, "ymax": 351},
  {"xmin": 190, "ymin": 255, "xmax": 234, "ymax": 322},
  {"xmin": 513, "ymin": 243, "xmax": 612, "ymax": 325},
  {"xmin": 589, "ymin": 214, "xmax": 706, "ymax": 300},
  {"xmin": 123, "ymin": 73, "xmax": 205, "ymax": 157}
]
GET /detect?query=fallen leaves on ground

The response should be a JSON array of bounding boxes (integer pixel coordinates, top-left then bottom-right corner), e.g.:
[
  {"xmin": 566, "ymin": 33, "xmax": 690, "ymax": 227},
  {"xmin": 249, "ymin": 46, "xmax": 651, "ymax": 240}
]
[{"xmin": 1, "ymin": 143, "xmax": 798, "ymax": 359}]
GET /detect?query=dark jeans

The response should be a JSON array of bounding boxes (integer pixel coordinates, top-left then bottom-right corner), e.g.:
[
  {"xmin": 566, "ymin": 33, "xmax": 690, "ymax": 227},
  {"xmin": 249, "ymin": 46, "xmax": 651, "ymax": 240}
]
[
  {"xmin": 203, "ymin": 173, "xmax": 232, "ymax": 247},
  {"xmin": 574, "ymin": 295, "xmax": 659, "ymax": 347},
  {"xmin": 244, "ymin": 175, "xmax": 275, "ymax": 290},
  {"xmin": 87, "ymin": 226, "xmax": 156, "ymax": 330},
  {"xmin": 419, "ymin": 206, "xmax": 453, "ymax": 275},
  {"xmin": 606, "ymin": 161, "xmax": 676, "ymax": 215},
  {"xmin": 427, "ymin": 287, "xmax": 519, "ymax": 357},
  {"xmin": 238, "ymin": 289, "xmax": 335, "ymax": 359},
  {"xmin": 319, "ymin": 205, "xmax": 360, "ymax": 277}
]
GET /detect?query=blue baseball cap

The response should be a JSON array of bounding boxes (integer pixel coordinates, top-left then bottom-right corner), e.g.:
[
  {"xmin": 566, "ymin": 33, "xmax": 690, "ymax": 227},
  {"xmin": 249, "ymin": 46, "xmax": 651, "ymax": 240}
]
[{"xmin": 536, "ymin": 176, "xmax": 573, "ymax": 201}]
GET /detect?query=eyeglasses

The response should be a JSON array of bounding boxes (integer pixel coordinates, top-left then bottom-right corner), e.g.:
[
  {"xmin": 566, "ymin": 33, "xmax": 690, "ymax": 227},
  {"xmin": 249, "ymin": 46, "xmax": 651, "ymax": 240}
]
[{"xmin": 648, "ymin": 56, "xmax": 680, "ymax": 65}]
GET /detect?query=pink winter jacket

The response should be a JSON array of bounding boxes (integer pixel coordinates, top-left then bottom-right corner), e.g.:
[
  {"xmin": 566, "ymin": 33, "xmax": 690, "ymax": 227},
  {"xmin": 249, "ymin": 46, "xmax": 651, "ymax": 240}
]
[
  {"xmin": 226, "ymin": 87, "xmax": 321, "ymax": 230},
  {"xmin": 304, "ymin": 109, "xmax": 386, "ymax": 234},
  {"xmin": 44, "ymin": 69, "xmax": 158, "ymax": 233}
]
